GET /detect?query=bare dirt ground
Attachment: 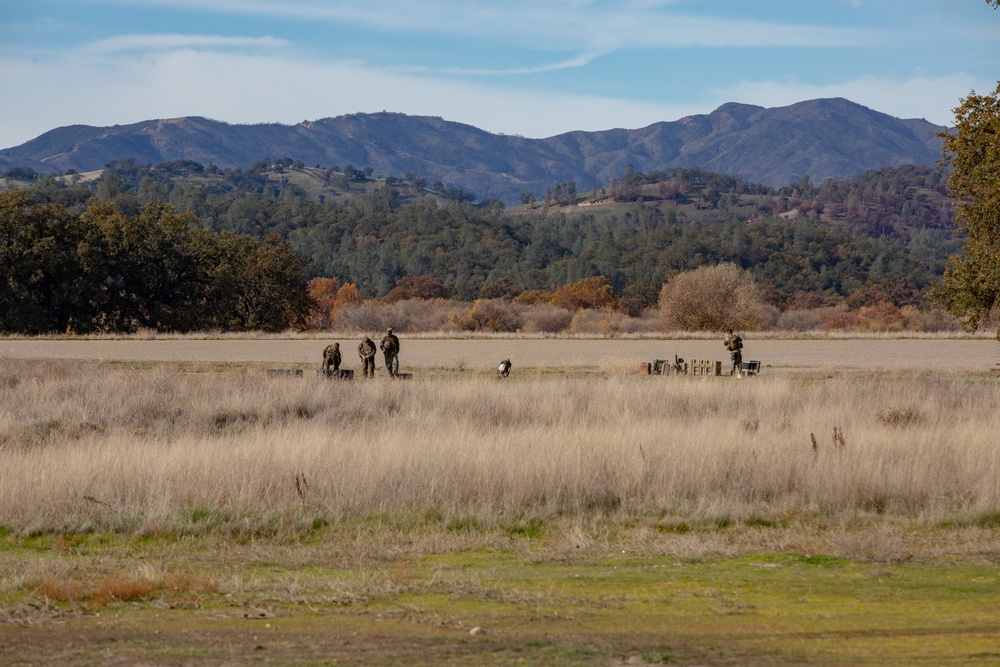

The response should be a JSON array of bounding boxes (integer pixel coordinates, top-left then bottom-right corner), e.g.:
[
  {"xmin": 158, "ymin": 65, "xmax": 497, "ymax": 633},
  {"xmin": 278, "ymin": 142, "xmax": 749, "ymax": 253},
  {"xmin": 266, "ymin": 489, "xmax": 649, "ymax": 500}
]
[{"xmin": 1, "ymin": 337, "xmax": 998, "ymax": 372}]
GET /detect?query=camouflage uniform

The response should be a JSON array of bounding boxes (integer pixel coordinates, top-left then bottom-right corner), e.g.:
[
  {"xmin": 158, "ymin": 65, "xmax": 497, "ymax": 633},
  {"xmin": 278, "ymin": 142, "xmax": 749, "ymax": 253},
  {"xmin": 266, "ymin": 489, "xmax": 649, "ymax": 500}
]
[
  {"xmin": 497, "ymin": 358, "xmax": 511, "ymax": 378},
  {"xmin": 322, "ymin": 343, "xmax": 342, "ymax": 376},
  {"xmin": 358, "ymin": 337, "xmax": 377, "ymax": 378},
  {"xmin": 380, "ymin": 328, "xmax": 400, "ymax": 378},
  {"xmin": 724, "ymin": 329, "xmax": 743, "ymax": 376}
]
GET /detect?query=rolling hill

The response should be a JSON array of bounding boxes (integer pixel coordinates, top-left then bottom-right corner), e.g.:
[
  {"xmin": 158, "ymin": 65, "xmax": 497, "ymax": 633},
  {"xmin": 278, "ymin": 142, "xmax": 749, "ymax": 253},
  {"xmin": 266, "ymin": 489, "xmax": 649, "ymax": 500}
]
[{"xmin": 0, "ymin": 98, "xmax": 946, "ymax": 204}]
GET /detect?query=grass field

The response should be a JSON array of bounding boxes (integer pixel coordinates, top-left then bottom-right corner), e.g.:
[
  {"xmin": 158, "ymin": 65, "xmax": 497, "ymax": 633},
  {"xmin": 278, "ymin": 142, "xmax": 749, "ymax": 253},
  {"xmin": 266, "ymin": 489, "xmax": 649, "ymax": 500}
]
[{"xmin": 2, "ymin": 339, "xmax": 1000, "ymax": 665}]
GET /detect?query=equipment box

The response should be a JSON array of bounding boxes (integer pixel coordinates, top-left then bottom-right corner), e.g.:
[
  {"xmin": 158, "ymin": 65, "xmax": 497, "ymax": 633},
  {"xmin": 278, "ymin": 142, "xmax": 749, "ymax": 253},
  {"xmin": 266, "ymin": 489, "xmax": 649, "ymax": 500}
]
[{"xmin": 688, "ymin": 359, "xmax": 721, "ymax": 376}]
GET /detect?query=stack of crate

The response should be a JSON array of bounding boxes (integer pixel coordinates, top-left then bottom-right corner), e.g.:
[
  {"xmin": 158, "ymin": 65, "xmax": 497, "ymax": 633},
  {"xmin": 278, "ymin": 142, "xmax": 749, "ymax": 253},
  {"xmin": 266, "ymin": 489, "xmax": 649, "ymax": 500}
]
[
  {"xmin": 653, "ymin": 359, "xmax": 688, "ymax": 376},
  {"xmin": 687, "ymin": 359, "xmax": 721, "ymax": 376}
]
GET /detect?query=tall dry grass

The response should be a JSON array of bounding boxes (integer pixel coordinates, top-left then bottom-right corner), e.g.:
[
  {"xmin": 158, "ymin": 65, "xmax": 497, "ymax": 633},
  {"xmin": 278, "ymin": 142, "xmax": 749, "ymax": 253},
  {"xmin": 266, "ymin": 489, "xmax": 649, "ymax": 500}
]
[{"xmin": 2, "ymin": 359, "xmax": 1000, "ymax": 535}]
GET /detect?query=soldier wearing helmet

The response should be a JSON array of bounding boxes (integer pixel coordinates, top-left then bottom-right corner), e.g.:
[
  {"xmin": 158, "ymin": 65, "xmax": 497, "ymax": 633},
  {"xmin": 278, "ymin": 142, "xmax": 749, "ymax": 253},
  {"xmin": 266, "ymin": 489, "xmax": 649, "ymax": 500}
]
[
  {"xmin": 380, "ymin": 327, "xmax": 400, "ymax": 378},
  {"xmin": 321, "ymin": 342, "xmax": 341, "ymax": 377},
  {"xmin": 358, "ymin": 336, "xmax": 377, "ymax": 379}
]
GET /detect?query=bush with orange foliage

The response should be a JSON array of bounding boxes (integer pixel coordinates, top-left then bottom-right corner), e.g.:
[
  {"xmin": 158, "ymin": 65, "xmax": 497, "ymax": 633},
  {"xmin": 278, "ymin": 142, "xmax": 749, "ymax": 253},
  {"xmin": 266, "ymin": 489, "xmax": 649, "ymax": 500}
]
[
  {"xmin": 451, "ymin": 299, "xmax": 523, "ymax": 332},
  {"xmin": 856, "ymin": 301, "xmax": 906, "ymax": 332},
  {"xmin": 333, "ymin": 283, "xmax": 362, "ymax": 308},
  {"xmin": 550, "ymin": 276, "xmax": 618, "ymax": 311},
  {"xmin": 305, "ymin": 277, "xmax": 340, "ymax": 329},
  {"xmin": 304, "ymin": 278, "xmax": 364, "ymax": 330},
  {"xmin": 384, "ymin": 275, "xmax": 450, "ymax": 302},
  {"xmin": 512, "ymin": 289, "xmax": 553, "ymax": 305}
]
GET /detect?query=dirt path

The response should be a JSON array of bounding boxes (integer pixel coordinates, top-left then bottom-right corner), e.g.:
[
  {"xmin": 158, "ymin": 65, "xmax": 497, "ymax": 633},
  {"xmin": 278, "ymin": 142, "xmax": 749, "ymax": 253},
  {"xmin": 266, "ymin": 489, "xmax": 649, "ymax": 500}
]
[{"xmin": 1, "ymin": 338, "xmax": 998, "ymax": 372}]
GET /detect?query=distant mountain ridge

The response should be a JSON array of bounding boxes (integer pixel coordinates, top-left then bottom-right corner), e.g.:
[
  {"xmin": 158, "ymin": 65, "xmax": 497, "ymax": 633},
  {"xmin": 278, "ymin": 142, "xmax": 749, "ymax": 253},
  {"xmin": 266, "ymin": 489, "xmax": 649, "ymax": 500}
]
[{"xmin": 0, "ymin": 98, "xmax": 947, "ymax": 203}]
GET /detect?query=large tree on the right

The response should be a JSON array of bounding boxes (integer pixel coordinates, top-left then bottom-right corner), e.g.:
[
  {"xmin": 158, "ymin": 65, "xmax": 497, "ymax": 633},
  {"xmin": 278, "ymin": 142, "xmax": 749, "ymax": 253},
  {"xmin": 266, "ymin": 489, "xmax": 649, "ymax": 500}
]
[{"xmin": 936, "ymin": 83, "xmax": 1000, "ymax": 336}]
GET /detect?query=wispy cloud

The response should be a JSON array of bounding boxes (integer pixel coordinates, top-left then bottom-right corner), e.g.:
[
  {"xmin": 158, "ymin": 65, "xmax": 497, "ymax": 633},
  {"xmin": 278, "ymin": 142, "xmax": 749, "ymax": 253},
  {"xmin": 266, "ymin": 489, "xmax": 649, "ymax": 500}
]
[
  {"xmin": 85, "ymin": 33, "xmax": 288, "ymax": 53},
  {"xmin": 79, "ymin": 0, "xmax": 875, "ymax": 52},
  {"xmin": 395, "ymin": 50, "xmax": 610, "ymax": 76},
  {"xmin": 2, "ymin": 0, "xmax": 991, "ymax": 148},
  {"xmin": 0, "ymin": 47, "xmax": 706, "ymax": 146}
]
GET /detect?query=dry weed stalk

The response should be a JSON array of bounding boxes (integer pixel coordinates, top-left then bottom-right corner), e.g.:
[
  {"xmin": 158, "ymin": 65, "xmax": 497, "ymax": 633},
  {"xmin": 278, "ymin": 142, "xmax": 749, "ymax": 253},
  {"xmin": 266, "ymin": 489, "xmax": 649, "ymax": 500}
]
[
  {"xmin": 295, "ymin": 473, "xmax": 309, "ymax": 507},
  {"xmin": 876, "ymin": 407, "xmax": 924, "ymax": 427}
]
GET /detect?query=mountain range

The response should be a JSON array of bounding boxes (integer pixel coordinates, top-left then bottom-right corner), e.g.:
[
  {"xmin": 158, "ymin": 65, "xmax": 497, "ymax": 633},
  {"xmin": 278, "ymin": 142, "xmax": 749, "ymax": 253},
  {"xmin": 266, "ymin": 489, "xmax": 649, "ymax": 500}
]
[{"xmin": 0, "ymin": 98, "xmax": 947, "ymax": 203}]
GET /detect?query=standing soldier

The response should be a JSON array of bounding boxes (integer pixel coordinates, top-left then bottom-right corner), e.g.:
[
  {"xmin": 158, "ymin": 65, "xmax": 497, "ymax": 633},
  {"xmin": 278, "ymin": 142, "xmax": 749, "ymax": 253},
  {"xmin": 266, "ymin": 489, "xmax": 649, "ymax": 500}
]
[
  {"xmin": 322, "ymin": 342, "xmax": 342, "ymax": 377},
  {"xmin": 380, "ymin": 327, "xmax": 400, "ymax": 378},
  {"xmin": 724, "ymin": 328, "xmax": 744, "ymax": 377},
  {"xmin": 358, "ymin": 336, "xmax": 377, "ymax": 379}
]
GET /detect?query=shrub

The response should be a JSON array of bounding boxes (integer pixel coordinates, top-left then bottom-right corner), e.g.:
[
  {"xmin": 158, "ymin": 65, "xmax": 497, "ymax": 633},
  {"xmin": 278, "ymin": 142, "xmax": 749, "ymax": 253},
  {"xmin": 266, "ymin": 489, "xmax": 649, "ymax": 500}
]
[
  {"xmin": 513, "ymin": 289, "xmax": 553, "ymax": 305},
  {"xmin": 776, "ymin": 309, "xmax": 823, "ymax": 332},
  {"xmin": 856, "ymin": 302, "xmax": 905, "ymax": 332},
  {"xmin": 658, "ymin": 263, "xmax": 769, "ymax": 331},
  {"xmin": 384, "ymin": 276, "xmax": 450, "ymax": 302},
  {"xmin": 900, "ymin": 306, "xmax": 961, "ymax": 333},
  {"xmin": 452, "ymin": 299, "xmax": 523, "ymax": 332},
  {"xmin": 816, "ymin": 305, "xmax": 862, "ymax": 330},
  {"xmin": 305, "ymin": 277, "xmax": 340, "ymax": 329},
  {"xmin": 334, "ymin": 298, "xmax": 465, "ymax": 332},
  {"xmin": 550, "ymin": 276, "xmax": 618, "ymax": 311},
  {"xmin": 520, "ymin": 304, "xmax": 573, "ymax": 333}
]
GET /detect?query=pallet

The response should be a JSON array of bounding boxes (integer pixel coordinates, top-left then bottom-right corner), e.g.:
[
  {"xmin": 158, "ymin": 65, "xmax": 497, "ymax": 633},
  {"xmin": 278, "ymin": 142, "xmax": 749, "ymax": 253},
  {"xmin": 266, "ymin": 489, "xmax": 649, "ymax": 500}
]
[
  {"xmin": 317, "ymin": 369, "xmax": 354, "ymax": 380},
  {"xmin": 267, "ymin": 369, "xmax": 303, "ymax": 379}
]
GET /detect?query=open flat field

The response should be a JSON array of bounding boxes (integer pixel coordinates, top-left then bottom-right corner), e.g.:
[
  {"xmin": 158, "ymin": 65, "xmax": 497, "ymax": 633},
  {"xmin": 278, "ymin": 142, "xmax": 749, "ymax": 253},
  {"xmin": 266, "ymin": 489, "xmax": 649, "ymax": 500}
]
[
  {"xmin": 1, "ymin": 336, "xmax": 999, "ymax": 372},
  {"xmin": 2, "ymin": 337, "xmax": 1000, "ymax": 665}
]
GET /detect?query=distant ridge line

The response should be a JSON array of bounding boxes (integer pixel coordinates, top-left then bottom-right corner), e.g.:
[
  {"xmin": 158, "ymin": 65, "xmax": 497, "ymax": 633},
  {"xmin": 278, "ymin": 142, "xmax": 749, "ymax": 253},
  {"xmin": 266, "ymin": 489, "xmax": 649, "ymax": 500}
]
[{"xmin": 0, "ymin": 97, "xmax": 947, "ymax": 203}]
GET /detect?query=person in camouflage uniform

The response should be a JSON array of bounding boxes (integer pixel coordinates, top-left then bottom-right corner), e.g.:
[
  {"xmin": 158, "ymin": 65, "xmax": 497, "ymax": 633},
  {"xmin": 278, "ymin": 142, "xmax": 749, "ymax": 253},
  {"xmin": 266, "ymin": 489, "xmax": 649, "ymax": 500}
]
[
  {"xmin": 380, "ymin": 327, "xmax": 400, "ymax": 378},
  {"xmin": 358, "ymin": 336, "xmax": 377, "ymax": 379},
  {"xmin": 724, "ymin": 328, "xmax": 743, "ymax": 377},
  {"xmin": 322, "ymin": 342, "xmax": 342, "ymax": 376}
]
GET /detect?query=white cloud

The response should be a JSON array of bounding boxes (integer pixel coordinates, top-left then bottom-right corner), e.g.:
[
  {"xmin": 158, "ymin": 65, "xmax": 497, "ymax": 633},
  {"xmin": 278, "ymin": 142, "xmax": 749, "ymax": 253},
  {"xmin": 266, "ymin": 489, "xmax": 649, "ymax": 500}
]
[
  {"xmin": 85, "ymin": 34, "xmax": 288, "ymax": 53},
  {"xmin": 0, "ymin": 37, "xmax": 982, "ymax": 148},
  {"xmin": 0, "ymin": 47, "xmax": 710, "ymax": 147},
  {"xmin": 77, "ymin": 0, "xmax": 876, "ymax": 51},
  {"xmin": 396, "ymin": 50, "xmax": 609, "ymax": 76}
]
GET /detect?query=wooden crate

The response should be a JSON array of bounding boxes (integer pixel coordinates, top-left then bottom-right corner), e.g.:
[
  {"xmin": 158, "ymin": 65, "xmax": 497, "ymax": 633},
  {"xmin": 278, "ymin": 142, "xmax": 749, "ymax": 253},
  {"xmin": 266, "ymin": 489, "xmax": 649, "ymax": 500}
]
[{"xmin": 688, "ymin": 359, "xmax": 721, "ymax": 376}]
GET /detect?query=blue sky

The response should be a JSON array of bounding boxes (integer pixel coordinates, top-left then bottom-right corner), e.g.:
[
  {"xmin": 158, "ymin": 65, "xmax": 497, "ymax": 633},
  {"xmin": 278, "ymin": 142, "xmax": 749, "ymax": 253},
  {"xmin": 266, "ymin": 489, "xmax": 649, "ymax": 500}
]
[{"xmin": 1, "ymin": 0, "xmax": 998, "ymax": 149}]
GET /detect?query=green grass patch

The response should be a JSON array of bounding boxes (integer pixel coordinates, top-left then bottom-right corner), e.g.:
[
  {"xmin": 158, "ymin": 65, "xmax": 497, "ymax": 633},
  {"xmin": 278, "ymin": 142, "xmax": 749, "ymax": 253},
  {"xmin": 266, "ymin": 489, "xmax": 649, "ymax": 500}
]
[
  {"xmin": 499, "ymin": 516, "xmax": 545, "ymax": 539},
  {"xmin": 2, "ymin": 528, "xmax": 1000, "ymax": 665}
]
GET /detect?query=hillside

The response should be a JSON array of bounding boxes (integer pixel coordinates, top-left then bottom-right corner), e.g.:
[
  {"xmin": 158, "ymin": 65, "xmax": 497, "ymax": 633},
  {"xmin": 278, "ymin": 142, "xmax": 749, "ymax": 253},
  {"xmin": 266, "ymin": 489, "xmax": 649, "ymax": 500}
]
[
  {"xmin": 2, "ymin": 159, "xmax": 957, "ymax": 310},
  {"xmin": 0, "ymin": 98, "xmax": 947, "ymax": 203}
]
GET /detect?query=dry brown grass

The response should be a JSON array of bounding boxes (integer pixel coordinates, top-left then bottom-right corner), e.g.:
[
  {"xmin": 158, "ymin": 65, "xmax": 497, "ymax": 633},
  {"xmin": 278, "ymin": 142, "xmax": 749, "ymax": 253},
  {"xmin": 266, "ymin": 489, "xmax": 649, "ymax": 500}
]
[
  {"xmin": 32, "ymin": 568, "xmax": 216, "ymax": 610},
  {"xmin": 2, "ymin": 358, "xmax": 1000, "ymax": 538}
]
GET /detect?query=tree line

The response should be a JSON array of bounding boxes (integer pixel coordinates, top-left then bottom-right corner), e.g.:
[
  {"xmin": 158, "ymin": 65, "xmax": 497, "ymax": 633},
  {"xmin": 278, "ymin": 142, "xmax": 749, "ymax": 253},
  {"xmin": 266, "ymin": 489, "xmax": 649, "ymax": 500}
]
[
  {"xmin": 0, "ymin": 159, "xmax": 964, "ymax": 334},
  {"xmin": 0, "ymin": 191, "xmax": 309, "ymax": 334}
]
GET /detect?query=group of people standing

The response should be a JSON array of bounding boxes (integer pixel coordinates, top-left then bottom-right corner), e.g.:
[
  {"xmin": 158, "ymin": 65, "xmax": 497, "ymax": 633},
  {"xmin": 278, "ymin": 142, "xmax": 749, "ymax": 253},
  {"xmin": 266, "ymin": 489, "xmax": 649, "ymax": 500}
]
[
  {"xmin": 323, "ymin": 327, "xmax": 401, "ymax": 379},
  {"xmin": 323, "ymin": 326, "xmax": 744, "ymax": 380}
]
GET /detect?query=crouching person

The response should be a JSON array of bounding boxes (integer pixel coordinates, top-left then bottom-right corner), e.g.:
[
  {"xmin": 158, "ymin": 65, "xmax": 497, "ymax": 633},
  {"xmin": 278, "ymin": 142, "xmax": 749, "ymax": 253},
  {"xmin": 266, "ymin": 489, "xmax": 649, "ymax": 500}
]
[{"xmin": 322, "ymin": 342, "xmax": 342, "ymax": 377}]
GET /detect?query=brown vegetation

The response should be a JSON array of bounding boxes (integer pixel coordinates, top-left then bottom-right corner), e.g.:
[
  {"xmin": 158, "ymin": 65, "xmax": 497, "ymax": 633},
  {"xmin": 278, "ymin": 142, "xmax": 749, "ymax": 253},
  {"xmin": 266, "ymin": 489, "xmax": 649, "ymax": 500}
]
[
  {"xmin": 2, "ymin": 359, "xmax": 999, "ymax": 536},
  {"xmin": 659, "ymin": 263, "xmax": 771, "ymax": 331}
]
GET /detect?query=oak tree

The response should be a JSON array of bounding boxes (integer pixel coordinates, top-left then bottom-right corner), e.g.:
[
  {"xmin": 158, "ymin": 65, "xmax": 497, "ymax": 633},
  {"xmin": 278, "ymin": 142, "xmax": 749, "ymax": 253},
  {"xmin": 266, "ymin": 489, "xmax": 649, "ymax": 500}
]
[{"xmin": 935, "ymin": 83, "xmax": 1000, "ymax": 334}]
